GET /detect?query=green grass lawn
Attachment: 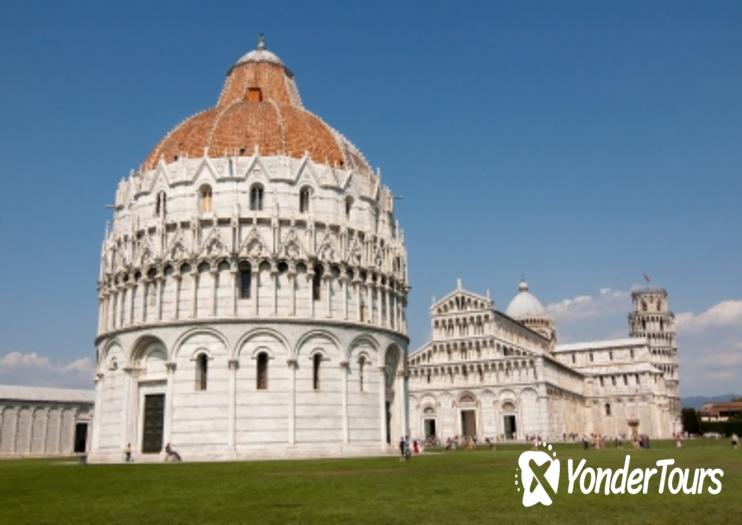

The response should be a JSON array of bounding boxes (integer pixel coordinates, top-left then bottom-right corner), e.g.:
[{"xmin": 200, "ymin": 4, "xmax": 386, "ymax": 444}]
[{"xmin": 0, "ymin": 440, "xmax": 739, "ymax": 524}]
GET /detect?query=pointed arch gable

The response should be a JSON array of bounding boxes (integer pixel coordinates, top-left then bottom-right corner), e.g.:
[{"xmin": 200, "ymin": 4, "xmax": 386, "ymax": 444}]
[
  {"xmin": 146, "ymin": 165, "xmax": 173, "ymax": 195},
  {"xmin": 241, "ymin": 155, "xmax": 271, "ymax": 183},
  {"xmin": 290, "ymin": 155, "xmax": 323, "ymax": 189},
  {"xmin": 189, "ymin": 157, "xmax": 219, "ymax": 186}
]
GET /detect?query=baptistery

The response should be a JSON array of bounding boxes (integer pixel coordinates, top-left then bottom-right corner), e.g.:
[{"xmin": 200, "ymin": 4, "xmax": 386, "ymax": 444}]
[{"xmin": 90, "ymin": 38, "xmax": 409, "ymax": 461}]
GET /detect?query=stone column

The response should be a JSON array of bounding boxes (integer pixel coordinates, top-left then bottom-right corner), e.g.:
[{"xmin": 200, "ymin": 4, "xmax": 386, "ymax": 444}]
[
  {"xmin": 325, "ymin": 274, "xmax": 332, "ymax": 318},
  {"xmin": 231, "ymin": 268, "xmax": 238, "ymax": 316},
  {"xmin": 9, "ymin": 407, "xmax": 20, "ymax": 455},
  {"xmin": 163, "ymin": 362, "xmax": 176, "ymax": 447},
  {"xmin": 366, "ymin": 280, "xmax": 373, "ymax": 324},
  {"xmin": 228, "ymin": 359, "xmax": 239, "ymax": 450},
  {"xmin": 121, "ymin": 367, "xmax": 137, "ymax": 450},
  {"xmin": 392, "ymin": 289, "xmax": 399, "ymax": 330},
  {"xmin": 384, "ymin": 286, "xmax": 391, "ymax": 328},
  {"xmin": 128, "ymin": 283, "xmax": 136, "ymax": 325},
  {"xmin": 27, "ymin": 407, "xmax": 36, "ymax": 455},
  {"xmin": 271, "ymin": 267, "xmax": 278, "ymax": 316},
  {"xmin": 156, "ymin": 277, "xmax": 164, "ymax": 321},
  {"xmin": 210, "ymin": 269, "xmax": 219, "ymax": 317},
  {"xmin": 289, "ymin": 270, "xmax": 296, "ymax": 316},
  {"xmin": 119, "ymin": 287, "xmax": 128, "ymax": 327},
  {"xmin": 90, "ymin": 373, "xmax": 104, "ymax": 453},
  {"xmin": 251, "ymin": 269, "xmax": 259, "ymax": 317},
  {"xmin": 377, "ymin": 365, "xmax": 387, "ymax": 447},
  {"xmin": 57, "ymin": 408, "xmax": 65, "ymax": 454},
  {"xmin": 376, "ymin": 285, "xmax": 383, "ymax": 326},
  {"xmin": 340, "ymin": 361, "xmax": 349, "ymax": 445},
  {"xmin": 102, "ymin": 294, "xmax": 108, "ymax": 331},
  {"xmin": 308, "ymin": 269, "xmax": 315, "ymax": 319},
  {"xmin": 190, "ymin": 271, "xmax": 198, "ymax": 318},
  {"xmin": 112, "ymin": 290, "xmax": 119, "ymax": 330},
  {"xmin": 396, "ymin": 370, "xmax": 407, "ymax": 441},
  {"xmin": 173, "ymin": 275, "xmax": 182, "ymax": 320},
  {"xmin": 140, "ymin": 281, "xmax": 148, "ymax": 323},
  {"xmin": 354, "ymin": 279, "xmax": 362, "ymax": 322},
  {"xmin": 341, "ymin": 276, "xmax": 349, "ymax": 320},
  {"xmin": 288, "ymin": 358, "xmax": 297, "ymax": 446}
]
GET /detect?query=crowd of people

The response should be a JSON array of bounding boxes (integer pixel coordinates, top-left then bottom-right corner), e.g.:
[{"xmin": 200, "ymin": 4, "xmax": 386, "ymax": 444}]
[{"xmin": 120, "ymin": 432, "xmax": 739, "ymax": 463}]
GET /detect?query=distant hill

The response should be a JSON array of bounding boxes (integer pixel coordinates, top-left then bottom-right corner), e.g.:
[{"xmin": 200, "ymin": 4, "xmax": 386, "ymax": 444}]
[{"xmin": 682, "ymin": 394, "xmax": 740, "ymax": 409}]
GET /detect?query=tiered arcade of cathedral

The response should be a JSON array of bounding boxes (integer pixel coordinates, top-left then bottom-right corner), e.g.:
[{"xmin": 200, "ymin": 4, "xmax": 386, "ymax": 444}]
[
  {"xmin": 408, "ymin": 280, "xmax": 680, "ymax": 442},
  {"xmin": 90, "ymin": 39, "xmax": 409, "ymax": 462}
]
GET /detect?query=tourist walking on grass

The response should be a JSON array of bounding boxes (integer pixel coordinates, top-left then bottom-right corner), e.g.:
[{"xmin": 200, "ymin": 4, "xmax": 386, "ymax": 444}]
[
  {"xmin": 732, "ymin": 433, "xmax": 739, "ymax": 449},
  {"xmin": 399, "ymin": 436, "xmax": 406, "ymax": 461},
  {"xmin": 124, "ymin": 443, "xmax": 132, "ymax": 463}
]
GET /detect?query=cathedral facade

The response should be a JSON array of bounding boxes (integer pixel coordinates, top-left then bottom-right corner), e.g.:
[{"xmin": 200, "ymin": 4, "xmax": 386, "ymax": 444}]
[
  {"xmin": 90, "ymin": 40, "xmax": 409, "ymax": 462},
  {"xmin": 408, "ymin": 280, "xmax": 680, "ymax": 442}
]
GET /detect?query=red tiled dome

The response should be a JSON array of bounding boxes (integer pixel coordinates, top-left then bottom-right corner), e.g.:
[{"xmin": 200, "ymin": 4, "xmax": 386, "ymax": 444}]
[{"xmin": 141, "ymin": 43, "xmax": 370, "ymax": 174}]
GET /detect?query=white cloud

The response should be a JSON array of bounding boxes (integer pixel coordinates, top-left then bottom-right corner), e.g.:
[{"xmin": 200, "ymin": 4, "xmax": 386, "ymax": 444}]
[
  {"xmin": 0, "ymin": 351, "xmax": 94, "ymax": 389},
  {"xmin": 0, "ymin": 351, "xmax": 51, "ymax": 368},
  {"xmin": 546, "ymin": 287, "xmax": 631, "ymax": 324},
  {"xmin": 675, "ymin": 300, "xmax": 742, "ymax": 332}
]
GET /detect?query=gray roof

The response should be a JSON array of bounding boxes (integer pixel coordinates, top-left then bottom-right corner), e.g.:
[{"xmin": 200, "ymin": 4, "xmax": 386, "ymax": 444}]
[
  {"xmin": 554, "ymin": 337, "xmax": 647, "ymax": 352},
  {"xmin": 0, "ymin": 384, "xmax": 94, "ymax": 404}
]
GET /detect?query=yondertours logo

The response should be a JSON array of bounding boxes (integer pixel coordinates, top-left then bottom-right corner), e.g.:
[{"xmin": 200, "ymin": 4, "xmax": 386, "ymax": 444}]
[
  {"xmin": 516, "ymin": 442, "xmax": 560, "ymax": 507},
  {"xmin": 515, "ymin": 442, "xmax": 724, "ymax": 508}
]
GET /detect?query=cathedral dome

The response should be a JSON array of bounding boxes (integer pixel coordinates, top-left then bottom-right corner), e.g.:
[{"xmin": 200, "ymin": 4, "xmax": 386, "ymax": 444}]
[
  {"xmin": 141, "ymin": 38, "xmax": 371, "ymax": 174},
  {"xmin": 505, "ymin": 279, "xmax": 547, "ymax": 319}
]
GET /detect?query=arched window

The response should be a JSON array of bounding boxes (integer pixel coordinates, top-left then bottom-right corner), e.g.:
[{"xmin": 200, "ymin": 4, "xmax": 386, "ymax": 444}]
[
  {"xmin": 605, "ymin": 403, "xmax": 611, "ymax": 416},
  {"xmin": 249, "ymin": 184, "xmax": 264, "ymax": 211},
  {"xmin": 345, "ymin": 196, "xmax": 353, "ymax": 218},
  {"xmin": 312, "ymin": 354, "xmax": 322, "ymax": 390},
  {"xmin": 299, "ymin": 186, "xmax": 311, "ymax": 214},
  {"xmin": 358, "ymin": 355, "xmax": 366, "ymax": 392},
  {"xmin": 155, "ymin": 191, "xmax": 167, "ymax": 217},
  {"xmin": 657, "ymin": 300, "xmax": 662, "ymax": 311},
  {"xmin": 239, "ymin": 261, "xmax": 251, "ymax": 299},
  {"xmin": 257, "ymin": 352, "xmax": 268, "ymax": 390},
  {"xmin": 312, "ymin": 264, "xmax": 323, "ymax": 301},
  {"xmin": 641, "ymin": 300, "xmax": 647, "ymax": 312},
  {"xmin": 199, "ymin": 184, "xmax": 213, "ymax": 213},
  {"xmin": 195, "ymin": 353, "xmax": 208, "ymax": 391}
]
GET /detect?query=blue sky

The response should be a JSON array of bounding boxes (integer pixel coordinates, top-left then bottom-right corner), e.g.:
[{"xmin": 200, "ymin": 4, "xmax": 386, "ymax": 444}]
[{"xmin": 0, "ymin": 1, "xmax": 740, "ymax": 396}]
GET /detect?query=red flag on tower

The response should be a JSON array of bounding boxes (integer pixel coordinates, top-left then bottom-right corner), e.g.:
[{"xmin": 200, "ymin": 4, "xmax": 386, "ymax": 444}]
[{"xmin": 643, "ymin": 273, "xmax": 651, "ymax": 284}]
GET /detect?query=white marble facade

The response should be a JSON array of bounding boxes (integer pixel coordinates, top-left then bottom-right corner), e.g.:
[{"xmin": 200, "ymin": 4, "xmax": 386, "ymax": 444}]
[
  {"xmin": 90, "ymin": 42, "xmax": 409, "ymax": 462},
  {"xmin": 408, "ymin": 281, "xmax": 679, "ymax": 443},
  {"xmin": 0, "ymin": 386, "xmax": 93, "ymax": 457}
]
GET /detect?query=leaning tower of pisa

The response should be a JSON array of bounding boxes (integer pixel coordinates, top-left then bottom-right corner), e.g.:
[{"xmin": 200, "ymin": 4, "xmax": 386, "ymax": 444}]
[{"xmin": 629, "ymin": 288, "xmax": 680, "ymax": 429}]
